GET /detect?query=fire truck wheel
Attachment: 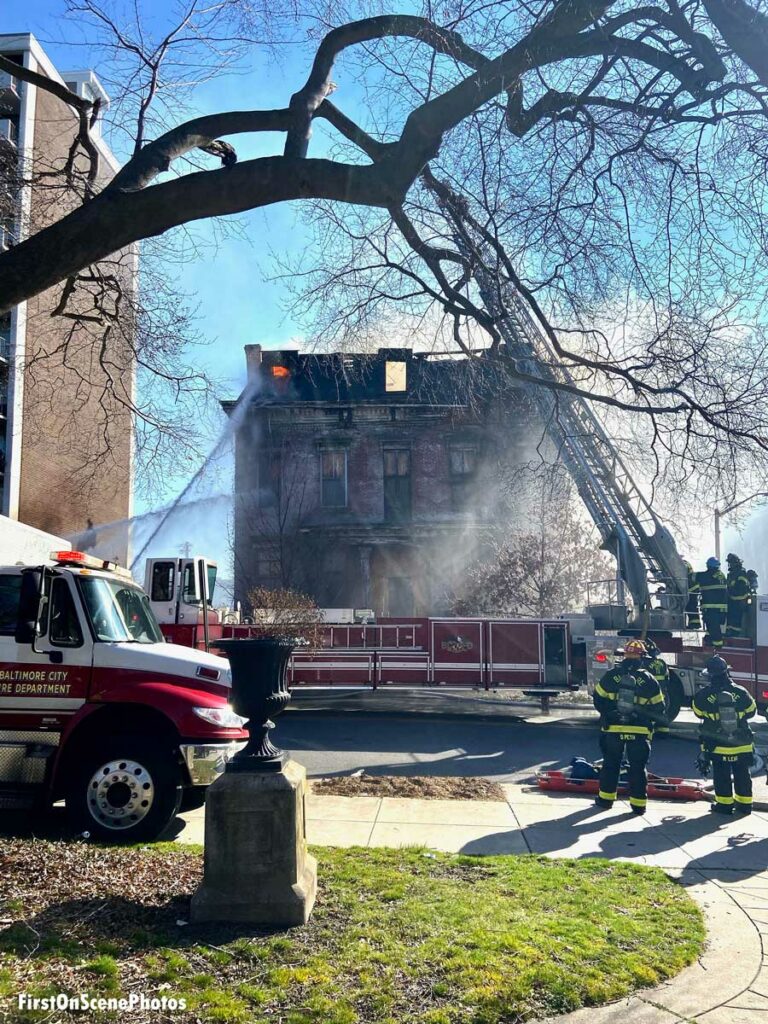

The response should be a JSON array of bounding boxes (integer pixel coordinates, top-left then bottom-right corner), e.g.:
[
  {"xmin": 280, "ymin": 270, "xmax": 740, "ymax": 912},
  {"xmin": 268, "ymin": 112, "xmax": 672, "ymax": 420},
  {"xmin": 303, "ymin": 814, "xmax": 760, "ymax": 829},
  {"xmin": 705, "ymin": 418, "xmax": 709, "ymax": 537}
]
[
  {"xmin": 664, "ymin": 672, "xmax": 684, "ymax": 723},
  {"xmin": 66, "ymin": 739, "xmax": 182, "ymax": 843}
]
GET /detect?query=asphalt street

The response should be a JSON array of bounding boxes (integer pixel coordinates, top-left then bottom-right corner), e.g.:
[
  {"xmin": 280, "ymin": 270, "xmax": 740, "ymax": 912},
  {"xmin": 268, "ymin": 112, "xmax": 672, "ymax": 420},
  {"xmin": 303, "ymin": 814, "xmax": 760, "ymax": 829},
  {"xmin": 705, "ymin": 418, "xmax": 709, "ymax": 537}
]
[{"xmin": 274, "ymin": 706, "xmax": 768, "ymax": 790}]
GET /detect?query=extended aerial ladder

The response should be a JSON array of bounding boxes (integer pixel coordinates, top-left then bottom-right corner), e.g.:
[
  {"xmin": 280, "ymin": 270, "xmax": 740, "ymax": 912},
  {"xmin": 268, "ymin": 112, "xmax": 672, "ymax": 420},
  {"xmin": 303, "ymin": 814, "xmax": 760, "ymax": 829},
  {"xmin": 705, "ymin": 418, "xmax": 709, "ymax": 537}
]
[{"xmin": 437, "ymin": 190, "xmax": 688, "ymax": 631}]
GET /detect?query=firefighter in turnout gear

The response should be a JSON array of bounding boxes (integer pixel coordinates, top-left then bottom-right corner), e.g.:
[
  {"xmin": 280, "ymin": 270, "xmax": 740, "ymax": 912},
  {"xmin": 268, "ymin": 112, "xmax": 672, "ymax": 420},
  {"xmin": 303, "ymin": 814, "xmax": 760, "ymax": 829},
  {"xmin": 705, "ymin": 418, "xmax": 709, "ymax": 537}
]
[
  {"xmin": 692, "ymin": 656, "xmax": 756, "ymax": 815},
  {"xmin": 593, "ymin": 639, "xmax": 667, "ymax": 814},
  {"xmin": 643, "ymin": 638, "xmax": 671, "ymax": 734},
  {"xmin": 726, "ymin": 553, "xmax": 750, "ymax": 638},
  {"xmin": 747, "ymin": 569, "xmax": 759, "ymax": 640},
  {"xmin": 684, "ymin": 559, "xmax": 701, "ymax": 629},
  {"xmin": 696, "ymin": 558, "xmax": 728, "ymax": 648}
]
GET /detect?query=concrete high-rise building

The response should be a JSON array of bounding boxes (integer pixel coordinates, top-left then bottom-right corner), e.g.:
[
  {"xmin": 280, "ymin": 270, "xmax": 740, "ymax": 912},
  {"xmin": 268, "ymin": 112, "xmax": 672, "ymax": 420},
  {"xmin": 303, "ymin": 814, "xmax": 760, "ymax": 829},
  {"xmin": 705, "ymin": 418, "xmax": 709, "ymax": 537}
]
[{"xmin": 0, "ymin": 34, "xmax": 134, "ymax": 561}]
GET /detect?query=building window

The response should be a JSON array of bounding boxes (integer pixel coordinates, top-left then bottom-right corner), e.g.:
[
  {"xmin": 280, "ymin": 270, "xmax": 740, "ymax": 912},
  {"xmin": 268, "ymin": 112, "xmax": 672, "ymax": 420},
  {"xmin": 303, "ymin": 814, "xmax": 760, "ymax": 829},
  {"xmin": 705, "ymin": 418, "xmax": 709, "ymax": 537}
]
[
  {"xmin": 385, "ymin": 360, "xmax": 407, "ymax": 392},
  {"xmin": 383, "ymin": 448, "xmax": 411, "ymax": 522},
  {"xmin": 321, "ymin": 450, "xmax": 347, "ymax": 507},
  {"xmin": 449, "ymin": 445, "xmax": 478, "ymax": 509},
  {"xmin": 257, "ymin": 450, "xmax": 280, "ymax": 507},
  {"xmin": 255, "ymin": 553, "xmax": 281, "ymax": 579},
  {"xmin": 449, "ymin": 446, "xmax": 477, "ymax": 477}
]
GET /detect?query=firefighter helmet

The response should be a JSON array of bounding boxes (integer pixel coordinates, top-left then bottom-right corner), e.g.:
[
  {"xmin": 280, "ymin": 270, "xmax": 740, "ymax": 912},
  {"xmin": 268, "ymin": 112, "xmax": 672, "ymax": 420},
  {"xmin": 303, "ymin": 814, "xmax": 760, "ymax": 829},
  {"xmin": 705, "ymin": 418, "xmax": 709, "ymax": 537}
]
[
  {"xmin": 706, "ymin": 556, "xmax": 720, "ymax": 570},
  {"xmin": 705, "ymin": 655, "xmax": 730, "ymax": 679},
  {"xmin": 623, "ymin": 639, "xmax": 647, "ymax": 658}
]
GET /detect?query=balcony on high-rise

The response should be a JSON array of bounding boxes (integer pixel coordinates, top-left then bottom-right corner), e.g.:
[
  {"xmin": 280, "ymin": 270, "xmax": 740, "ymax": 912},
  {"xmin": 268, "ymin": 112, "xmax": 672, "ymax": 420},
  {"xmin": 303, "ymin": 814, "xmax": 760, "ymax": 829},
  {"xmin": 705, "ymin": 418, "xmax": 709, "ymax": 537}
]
[{"xmin": 0, "ymin": 70, "xmax": 20, "ymax": 110}]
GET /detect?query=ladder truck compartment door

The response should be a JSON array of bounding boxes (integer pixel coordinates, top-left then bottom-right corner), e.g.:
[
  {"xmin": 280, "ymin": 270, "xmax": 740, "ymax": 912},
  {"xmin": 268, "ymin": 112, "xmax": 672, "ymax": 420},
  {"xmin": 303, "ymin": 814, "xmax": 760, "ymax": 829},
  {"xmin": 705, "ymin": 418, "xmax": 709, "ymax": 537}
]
[{"xmin": 487, "ymin": 621, "xmax": 541, "ymax": 686}]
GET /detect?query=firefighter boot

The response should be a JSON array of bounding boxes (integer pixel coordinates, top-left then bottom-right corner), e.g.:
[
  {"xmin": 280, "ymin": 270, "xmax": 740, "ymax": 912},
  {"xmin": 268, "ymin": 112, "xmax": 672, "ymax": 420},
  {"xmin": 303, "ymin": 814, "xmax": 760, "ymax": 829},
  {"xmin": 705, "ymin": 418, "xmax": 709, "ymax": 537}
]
[{"xmin": 710, "ymin": 803, "xmax": 733, "ymax": 816}]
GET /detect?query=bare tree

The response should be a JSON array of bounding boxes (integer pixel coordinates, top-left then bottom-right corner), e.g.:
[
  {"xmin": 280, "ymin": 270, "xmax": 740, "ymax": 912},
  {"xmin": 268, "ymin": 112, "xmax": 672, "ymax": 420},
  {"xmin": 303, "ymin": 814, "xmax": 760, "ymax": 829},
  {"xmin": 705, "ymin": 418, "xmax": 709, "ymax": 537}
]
[
  {"xmin": 452, "ymin": 464, "xmax": 615, "ymax": 617},
  {"xmin": 2, "ymin": 0, "xmax": 768, "ymax": 500}
]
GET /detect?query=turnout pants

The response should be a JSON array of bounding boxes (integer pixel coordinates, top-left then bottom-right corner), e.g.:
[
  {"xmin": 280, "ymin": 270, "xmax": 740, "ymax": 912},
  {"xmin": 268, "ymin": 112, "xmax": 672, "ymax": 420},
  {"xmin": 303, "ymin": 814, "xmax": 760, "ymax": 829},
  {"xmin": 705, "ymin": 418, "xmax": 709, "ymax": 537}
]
[
  {"xmin": 702, "ymin": 608, "xmax": 725, "ymax": 647},
  {"xmin": 711, "ymin": 751, "xmax": 753, "ymax": 812},
  {"xmin": 598, "ymin": 731, "xmax": 651, "ymax": 810},
  {"xmin": 726, "ymin": 603, "xmax": 746, "ymax": 638}
]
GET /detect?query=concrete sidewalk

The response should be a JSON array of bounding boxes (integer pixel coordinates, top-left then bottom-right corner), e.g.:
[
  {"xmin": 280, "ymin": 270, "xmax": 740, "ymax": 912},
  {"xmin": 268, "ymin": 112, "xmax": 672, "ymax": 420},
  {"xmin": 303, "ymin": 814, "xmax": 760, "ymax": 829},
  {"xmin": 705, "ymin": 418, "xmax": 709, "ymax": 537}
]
[{"xmin": 177, "ymin": 784, "xmax": 768, "ymax": 1022}]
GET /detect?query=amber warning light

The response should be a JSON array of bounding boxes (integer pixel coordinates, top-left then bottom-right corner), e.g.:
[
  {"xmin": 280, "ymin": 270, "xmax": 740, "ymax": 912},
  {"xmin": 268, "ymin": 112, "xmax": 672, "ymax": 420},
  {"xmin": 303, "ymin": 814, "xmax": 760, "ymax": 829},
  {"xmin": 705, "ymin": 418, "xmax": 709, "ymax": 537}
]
[{"xmin": 271, "ymin": 365, "xmax": 290, "ymax": 379}]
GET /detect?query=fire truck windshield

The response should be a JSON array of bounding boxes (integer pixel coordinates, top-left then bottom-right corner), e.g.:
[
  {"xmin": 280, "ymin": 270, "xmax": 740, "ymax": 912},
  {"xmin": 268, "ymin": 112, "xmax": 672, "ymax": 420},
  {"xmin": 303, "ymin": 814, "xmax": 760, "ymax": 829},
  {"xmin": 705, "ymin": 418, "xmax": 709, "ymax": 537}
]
[{"xmin": 79, "ymin": 577, "xmax": 165, "ymax": 644}]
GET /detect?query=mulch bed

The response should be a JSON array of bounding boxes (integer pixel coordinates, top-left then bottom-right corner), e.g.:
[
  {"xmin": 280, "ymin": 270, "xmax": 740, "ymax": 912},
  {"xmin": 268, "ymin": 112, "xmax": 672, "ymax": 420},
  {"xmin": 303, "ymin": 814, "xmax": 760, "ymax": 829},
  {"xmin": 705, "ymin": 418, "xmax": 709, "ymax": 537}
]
[{"xmin": 311, "ymin": 774, "xmax": 506, "ymax": 801}]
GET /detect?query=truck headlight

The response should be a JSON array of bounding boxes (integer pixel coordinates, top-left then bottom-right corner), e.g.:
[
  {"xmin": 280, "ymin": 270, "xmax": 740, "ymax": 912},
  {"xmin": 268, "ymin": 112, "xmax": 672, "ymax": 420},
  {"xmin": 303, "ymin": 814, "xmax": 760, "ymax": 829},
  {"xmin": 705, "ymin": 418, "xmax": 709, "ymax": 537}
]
[{"xmin": 193, "ymin": 706, "xmax": 246, "ymax": 729}]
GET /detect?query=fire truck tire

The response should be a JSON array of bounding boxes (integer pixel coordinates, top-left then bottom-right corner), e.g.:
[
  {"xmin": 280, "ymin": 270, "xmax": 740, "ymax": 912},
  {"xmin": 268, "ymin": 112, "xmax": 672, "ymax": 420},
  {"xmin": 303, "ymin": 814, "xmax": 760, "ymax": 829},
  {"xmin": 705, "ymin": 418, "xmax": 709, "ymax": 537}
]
[
  {"xmin": 664, "ymin": 672, "xmax": 684, "ymax": 723},
  {"xmin": 66, "ymin": 738, "xmax": 182, "ymax": 843}
]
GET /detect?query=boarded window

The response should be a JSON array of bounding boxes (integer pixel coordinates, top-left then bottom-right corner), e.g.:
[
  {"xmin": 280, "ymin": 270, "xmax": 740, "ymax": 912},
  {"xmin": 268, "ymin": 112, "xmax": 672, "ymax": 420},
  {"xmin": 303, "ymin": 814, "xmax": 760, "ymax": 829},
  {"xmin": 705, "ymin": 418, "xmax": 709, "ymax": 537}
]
[
  {"xmin": 321, "ymin": 451, "xmax": 347, "ymax": 507},
  {"xmin": 383, "ymin": 449, "xmax": 411, "ymax": 522},
  {"xmin": 385, "ymin": 361, "xmax": 407, "ymax": 392}
]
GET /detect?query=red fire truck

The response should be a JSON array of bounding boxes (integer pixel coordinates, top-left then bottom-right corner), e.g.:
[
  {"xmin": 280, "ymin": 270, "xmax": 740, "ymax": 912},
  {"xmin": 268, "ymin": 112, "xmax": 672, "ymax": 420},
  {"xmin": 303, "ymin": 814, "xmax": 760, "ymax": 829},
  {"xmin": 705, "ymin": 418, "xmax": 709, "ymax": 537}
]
[
  {"xmin": 147, "ymin": 553, "xmax": 768, "ymax": 724},
  {"xmin": 0, "ymin": 545, "xmax": 246, "ymax": 842}
]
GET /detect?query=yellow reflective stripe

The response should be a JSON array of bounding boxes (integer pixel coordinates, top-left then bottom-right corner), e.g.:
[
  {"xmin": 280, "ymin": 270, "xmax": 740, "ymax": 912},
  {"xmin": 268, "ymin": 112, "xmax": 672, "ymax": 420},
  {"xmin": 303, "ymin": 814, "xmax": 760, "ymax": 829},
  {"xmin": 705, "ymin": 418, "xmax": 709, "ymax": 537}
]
[
  {"xmin": 692, "ymin": 706, "xmax": 710, "ymax": 719},
  {"xmin": 712, "ymin": 744, "xmax": 754, "ymax": 755},
  {"xmin": 734, "ymin": 793, "xmax": 753, "ymax": 804},
  {"xmin": 715, "ymin": 794, "xmax": 734, "ymax": 805},
  {"xmin": 744, "ymin": 701, "xmax": 757, "ymax": 714},
  {"xmin": 701, "ymin": 603, "xmax": 728, "ymax": 610},
  {"xmin": 598, "ymin": 790, "xmax": 616, "ymax": 801},
  {"xmin": 595, "ymin": 683, "xmax": 615, "ymax": 699},
  {"xmin": 629, "ymin": 797, "xmax": 647, "ymax": 808},
  {"xmin": 604, "ymin": 724, "xmax": 651, "ymax": 735},
  {"xmin": 731, "ymin": 595, "xmax": 749, "ymax": 601},
  {"xmin": 649, "ymin": 692, "xmax": 665, "ymax": 704},
  {"xmin": 636, "ymin": 696, "xmax": 650, "ymax": 705}
]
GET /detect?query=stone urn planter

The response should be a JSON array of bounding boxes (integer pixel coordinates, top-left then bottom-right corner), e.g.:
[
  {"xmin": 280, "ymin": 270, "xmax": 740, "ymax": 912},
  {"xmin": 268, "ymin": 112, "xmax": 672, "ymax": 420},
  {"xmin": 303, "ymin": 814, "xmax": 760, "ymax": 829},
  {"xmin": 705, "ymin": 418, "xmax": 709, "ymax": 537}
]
[{"xmin": 216, "ymin": 636, "xmax": 296, "ymax": 772}]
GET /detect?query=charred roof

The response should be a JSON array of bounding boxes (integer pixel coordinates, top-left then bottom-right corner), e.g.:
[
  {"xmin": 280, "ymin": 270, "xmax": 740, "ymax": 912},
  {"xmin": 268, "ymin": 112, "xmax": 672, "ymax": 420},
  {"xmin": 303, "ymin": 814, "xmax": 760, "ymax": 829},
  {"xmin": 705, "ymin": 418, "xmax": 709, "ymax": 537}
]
[{"xmin": 222, "ymin": 345, "xmax": 514, "ymax": 413}]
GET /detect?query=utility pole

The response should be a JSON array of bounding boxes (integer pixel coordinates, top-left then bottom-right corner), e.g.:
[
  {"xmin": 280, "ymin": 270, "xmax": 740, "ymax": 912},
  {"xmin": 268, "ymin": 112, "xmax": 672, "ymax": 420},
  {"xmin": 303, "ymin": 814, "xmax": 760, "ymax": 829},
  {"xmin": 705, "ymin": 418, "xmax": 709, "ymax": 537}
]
[{"xmin": 179, "ymin": 541, "xmax": 192, "ymax": 558}]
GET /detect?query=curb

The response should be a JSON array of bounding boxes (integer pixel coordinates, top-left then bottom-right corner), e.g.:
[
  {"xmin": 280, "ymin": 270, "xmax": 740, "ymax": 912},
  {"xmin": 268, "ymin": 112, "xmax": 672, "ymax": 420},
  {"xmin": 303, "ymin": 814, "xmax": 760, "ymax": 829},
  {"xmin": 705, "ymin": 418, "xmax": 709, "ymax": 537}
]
[
  {"xmin": 284, "ymin": 705, "xmax": 529, "ymax": 725},
  {"xmin": 284, "ymin": 701, "xmax": 703, "ymax": 739}
]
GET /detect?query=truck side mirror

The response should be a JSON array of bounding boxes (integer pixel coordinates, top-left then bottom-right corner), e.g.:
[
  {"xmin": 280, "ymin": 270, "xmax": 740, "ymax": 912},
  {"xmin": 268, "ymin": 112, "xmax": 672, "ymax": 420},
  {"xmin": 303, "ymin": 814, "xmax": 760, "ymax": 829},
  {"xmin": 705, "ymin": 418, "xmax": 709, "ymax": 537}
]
[{"xmin": 15, "ymin": 569, "xmax": 43, "ymax": 645}]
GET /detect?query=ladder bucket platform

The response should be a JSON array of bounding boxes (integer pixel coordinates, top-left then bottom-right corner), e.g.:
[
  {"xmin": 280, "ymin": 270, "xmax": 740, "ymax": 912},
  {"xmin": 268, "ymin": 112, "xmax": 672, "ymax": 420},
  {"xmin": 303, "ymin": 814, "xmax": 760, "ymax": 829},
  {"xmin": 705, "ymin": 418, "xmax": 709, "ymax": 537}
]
[{"xmin": 537, "ymin": 766, "xmax": 711, "ymax": 802}]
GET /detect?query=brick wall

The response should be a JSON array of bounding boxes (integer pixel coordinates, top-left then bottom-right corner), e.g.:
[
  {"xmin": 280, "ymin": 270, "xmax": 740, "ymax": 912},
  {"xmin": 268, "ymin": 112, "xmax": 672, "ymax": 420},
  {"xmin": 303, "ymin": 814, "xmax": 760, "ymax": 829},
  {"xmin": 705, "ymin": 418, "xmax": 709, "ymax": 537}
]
[
  {"xmin": 15, "ymin": 76, "xmax": 133, "ymax": 553},
  {"xmin": 230, "ymin": 361, "xmax": 539, "ymax": 615}
]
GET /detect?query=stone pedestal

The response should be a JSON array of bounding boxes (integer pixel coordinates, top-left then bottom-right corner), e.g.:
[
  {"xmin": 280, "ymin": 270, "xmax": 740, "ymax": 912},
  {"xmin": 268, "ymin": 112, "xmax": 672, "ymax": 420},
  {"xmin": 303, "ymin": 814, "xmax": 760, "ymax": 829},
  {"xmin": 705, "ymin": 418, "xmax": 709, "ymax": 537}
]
[{"xmin": 190, "ymin": 759, "xmax": 317, "ymax": 927}]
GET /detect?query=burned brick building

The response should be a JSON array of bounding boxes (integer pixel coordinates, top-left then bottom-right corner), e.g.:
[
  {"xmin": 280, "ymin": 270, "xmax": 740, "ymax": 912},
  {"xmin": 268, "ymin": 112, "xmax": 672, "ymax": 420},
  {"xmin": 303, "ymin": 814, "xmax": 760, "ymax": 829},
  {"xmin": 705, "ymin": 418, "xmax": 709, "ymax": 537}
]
[{"xmin": 224, "ymin": 345, "xmax": 539, "ymax": 617}]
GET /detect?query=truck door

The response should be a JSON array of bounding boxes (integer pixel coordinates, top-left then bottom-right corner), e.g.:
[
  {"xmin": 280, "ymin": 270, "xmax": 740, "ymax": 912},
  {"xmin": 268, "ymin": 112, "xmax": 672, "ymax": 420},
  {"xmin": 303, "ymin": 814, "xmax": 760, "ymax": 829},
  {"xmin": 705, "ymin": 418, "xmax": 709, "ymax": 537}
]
[
  {"xmin": 542, "ymin": 622, "xmax": 569, "ymax": 687},
  {"xmin": 145, "ymin": 559, "xmax": 177, "ymax": 625},
  {"xmin": 0, "ymin": 570, "xmax": 93, "ymax": 790},
  {"xmin": 177, "ymin": 558, "xmax": 217, "ymax": 624}
]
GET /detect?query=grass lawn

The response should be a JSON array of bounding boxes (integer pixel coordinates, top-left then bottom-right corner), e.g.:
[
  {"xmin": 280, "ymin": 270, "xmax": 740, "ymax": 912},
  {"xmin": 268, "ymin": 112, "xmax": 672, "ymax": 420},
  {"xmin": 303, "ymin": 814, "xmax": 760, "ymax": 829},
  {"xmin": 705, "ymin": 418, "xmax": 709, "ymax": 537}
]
[{"xmin": 0, "ymin": 838, "xmax": 704, "ymax": 1024}]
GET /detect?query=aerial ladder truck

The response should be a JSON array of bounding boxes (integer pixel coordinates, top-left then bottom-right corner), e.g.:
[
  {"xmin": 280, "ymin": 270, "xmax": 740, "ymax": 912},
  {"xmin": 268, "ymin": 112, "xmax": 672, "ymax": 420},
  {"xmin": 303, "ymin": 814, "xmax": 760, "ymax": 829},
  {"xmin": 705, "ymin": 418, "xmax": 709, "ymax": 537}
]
[
  {"xmin": 435, "ymin": 184, "xmax": 690, "ymax": 634},
  {"xmin": 431, "ymin": 181, "xmax": 739, "ymax": 717}
]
